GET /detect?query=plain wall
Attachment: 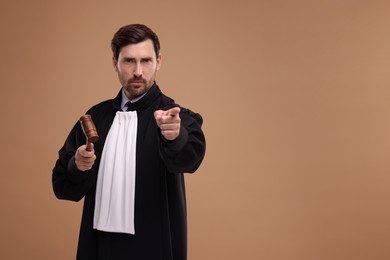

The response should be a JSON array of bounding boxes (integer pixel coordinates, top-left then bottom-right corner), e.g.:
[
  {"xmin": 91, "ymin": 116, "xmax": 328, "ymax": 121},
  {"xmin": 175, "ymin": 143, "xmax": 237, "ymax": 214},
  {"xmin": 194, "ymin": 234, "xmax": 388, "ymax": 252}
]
[{"xmin": 1, "ymin": 0, "xmax": 390, "ymax": 259}]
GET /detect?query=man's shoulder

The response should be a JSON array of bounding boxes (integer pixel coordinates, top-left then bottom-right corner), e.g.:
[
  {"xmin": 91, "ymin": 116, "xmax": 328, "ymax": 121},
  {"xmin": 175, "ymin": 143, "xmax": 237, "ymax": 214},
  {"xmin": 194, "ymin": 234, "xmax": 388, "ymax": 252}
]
[
  {"xmin": 159, "ymin": 92, "xmax": 203, "ymax": 125},
  {"xmin": 159, "ymin": 92, "xmax": 175, "ymax": 107},
  {"xmin": 87, "ymin": 99, "xmax": 115, "ymax": 113},
  {"xmin": 86, "ymin": 89, "xmax": 122, "ymax": 115}
]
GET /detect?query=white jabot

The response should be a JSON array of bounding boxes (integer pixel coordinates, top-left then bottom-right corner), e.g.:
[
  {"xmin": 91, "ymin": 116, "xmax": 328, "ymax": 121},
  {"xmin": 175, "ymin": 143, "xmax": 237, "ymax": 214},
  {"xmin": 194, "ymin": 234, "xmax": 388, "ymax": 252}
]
[{"xmin": 93, "ymin": 111, "xmax": 138, "ymax": 234}]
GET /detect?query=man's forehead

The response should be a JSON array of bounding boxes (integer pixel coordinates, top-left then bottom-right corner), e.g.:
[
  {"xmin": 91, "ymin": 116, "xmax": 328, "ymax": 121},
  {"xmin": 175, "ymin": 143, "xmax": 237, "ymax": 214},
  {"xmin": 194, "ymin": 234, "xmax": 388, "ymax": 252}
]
[{"xmin": 119, "ymin": 40, "xmax": 155, "ymax": 56}]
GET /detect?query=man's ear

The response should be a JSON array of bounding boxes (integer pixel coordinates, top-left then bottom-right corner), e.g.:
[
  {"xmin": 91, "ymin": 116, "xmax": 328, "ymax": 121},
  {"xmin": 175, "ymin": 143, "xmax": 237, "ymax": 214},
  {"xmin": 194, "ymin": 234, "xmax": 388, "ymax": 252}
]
[
  {"xmin": 156, "ymin": 53, "xmax": 162, "ymax": 71},
  {"xmin": 113, "ymin": 57, "xmax": 118, "ymax": 72}
]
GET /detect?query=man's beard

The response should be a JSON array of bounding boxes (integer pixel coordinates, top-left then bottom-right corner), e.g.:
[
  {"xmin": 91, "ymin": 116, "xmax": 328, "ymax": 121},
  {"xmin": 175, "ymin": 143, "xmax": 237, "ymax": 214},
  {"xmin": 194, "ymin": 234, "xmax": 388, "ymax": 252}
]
[{"xmin": 123, "ymin": 76, "xmax": 152, "ymax": 99}]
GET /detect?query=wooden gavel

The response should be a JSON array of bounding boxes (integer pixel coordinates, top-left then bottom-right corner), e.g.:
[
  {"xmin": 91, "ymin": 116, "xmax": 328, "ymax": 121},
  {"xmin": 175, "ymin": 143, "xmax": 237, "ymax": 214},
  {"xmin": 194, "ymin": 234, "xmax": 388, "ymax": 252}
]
[{"xmin": 79, "ymin": 115, "xmax": 99, "ymax": 151}]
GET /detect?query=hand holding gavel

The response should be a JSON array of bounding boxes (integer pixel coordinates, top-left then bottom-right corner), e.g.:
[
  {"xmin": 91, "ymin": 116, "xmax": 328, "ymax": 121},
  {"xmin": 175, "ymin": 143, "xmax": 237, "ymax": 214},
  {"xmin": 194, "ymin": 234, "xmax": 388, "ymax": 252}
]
[{"xmin": 75, "ymin": 115, "xmax": 99, "ymax": 171}]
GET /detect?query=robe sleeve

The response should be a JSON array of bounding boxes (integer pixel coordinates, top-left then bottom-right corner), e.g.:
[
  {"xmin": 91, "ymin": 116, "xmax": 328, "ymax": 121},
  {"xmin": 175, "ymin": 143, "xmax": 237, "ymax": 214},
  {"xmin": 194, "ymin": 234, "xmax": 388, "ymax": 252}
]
[
  {"xmin": 52, "ymin": 120, "xmax": 96, "ymax": 202},
  {"xmin": 159, "ymin": 107, "xmax": 206, "ymax": 174}
]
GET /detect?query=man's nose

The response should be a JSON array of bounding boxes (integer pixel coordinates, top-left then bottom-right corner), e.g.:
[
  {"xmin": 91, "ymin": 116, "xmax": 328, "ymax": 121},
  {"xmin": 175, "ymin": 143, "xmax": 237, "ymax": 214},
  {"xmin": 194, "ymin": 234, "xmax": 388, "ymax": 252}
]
[{"xmin": 134, "ymin": 63, "xmax": 143, "ymax": 77}]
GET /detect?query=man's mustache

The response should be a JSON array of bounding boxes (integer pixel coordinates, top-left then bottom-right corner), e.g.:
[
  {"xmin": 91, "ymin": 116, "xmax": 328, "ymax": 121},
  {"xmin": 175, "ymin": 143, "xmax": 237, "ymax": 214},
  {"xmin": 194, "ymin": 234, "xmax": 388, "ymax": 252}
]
[{"xmin": 128, "ymin": 77, "xmax": 146, "ymax": 83}]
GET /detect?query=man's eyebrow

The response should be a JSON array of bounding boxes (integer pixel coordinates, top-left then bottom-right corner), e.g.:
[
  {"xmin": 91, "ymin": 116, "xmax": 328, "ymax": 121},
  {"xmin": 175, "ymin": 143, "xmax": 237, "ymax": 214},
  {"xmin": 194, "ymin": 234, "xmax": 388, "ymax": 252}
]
[{"xmin": 122, "ymin": 56, "xmax": 153, "ymax": 60}]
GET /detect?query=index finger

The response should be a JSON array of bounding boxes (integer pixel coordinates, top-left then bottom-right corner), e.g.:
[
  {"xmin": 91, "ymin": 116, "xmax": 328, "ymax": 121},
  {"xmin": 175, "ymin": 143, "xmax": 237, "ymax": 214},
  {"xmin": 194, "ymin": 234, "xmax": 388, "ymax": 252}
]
[{"xmin": 167, "ymin": 107, "xmax": 180, "ymax": 116}]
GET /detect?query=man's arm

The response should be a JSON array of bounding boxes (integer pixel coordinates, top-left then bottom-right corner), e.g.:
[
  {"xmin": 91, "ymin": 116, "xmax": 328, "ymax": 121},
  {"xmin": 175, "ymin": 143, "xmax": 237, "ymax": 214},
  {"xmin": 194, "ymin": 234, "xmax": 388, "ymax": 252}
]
[
  {"xmin": 155, "ymin": 107, "xmax": 206, "ymax": 174},
  {"xmin": 52, "ymin": 121, "xmax": 97, "ymax": 202}
]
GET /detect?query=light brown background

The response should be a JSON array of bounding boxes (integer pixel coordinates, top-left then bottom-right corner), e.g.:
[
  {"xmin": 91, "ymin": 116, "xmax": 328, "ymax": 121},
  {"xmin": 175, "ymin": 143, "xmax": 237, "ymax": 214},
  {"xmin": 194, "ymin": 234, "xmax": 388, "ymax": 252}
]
[{"xmin": 1, "ymin": 0, "xmax": 390, "ymax": 259}]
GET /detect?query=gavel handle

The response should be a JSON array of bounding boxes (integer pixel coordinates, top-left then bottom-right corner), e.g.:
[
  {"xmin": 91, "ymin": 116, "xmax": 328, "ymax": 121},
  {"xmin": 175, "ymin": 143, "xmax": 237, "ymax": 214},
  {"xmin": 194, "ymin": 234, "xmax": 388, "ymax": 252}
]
[{"xmin": 86, "ymin": 142, "xmax": 94, "ymax": 152}]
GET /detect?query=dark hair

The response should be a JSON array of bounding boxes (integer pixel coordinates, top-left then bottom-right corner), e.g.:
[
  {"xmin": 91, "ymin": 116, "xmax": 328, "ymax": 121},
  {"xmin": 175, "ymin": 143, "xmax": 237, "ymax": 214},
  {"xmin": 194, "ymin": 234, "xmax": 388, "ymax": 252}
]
[{"xmin": 111, "ymin": 24, "xmax": 160, "ymax": 61}]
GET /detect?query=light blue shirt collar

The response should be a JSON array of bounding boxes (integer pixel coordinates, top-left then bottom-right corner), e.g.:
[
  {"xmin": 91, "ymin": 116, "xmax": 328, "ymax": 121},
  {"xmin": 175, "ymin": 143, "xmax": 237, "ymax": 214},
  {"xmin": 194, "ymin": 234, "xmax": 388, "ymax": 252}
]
[{"xmin": 121, "ymin": 88, "xmax": 148, "ymax": 111}]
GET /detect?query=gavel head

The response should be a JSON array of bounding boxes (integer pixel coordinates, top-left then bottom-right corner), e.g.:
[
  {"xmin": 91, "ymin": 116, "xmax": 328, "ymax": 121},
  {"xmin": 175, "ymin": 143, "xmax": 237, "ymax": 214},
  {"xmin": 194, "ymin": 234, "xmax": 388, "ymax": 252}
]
[{"xmin": 79, "ymin": 114, "xmax": 99, "ymax": 143}]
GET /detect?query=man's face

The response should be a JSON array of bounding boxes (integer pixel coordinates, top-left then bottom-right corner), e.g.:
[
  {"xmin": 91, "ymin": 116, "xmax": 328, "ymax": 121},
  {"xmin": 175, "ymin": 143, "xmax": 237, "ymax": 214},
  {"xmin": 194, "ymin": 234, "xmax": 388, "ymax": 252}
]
[{"xmin": 113, "ymin": 39, "xmax": 161, "ymax": 99}]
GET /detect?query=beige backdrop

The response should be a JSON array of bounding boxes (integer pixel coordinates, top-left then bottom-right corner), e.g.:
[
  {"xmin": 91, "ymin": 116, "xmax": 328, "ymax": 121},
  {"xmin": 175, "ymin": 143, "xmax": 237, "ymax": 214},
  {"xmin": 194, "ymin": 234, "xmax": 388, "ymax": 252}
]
[{"xmin": 1, "ymin": 0, "xmax": 390, "ymax": 259}]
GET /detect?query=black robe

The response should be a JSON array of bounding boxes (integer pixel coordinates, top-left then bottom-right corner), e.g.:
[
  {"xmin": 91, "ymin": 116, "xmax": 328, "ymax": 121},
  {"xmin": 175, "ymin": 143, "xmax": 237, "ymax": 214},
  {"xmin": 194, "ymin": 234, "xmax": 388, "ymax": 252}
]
[{"xmin": 52, "ymin": 84, "xmax": 206, "ymax": 260}]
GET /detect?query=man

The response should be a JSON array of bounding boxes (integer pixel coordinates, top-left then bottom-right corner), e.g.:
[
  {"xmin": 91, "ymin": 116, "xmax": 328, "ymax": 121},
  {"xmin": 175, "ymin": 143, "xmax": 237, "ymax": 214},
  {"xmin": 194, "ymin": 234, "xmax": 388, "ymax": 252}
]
[{"xmin": 52, "ymin": 24, "xmax": 206, "ymax": 260}]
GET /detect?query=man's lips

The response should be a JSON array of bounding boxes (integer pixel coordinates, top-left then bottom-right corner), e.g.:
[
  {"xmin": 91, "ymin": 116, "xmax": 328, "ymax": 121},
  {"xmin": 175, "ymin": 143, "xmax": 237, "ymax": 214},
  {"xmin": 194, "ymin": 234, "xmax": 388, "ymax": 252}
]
[{"xmin": 129, "ymin": 80, "xmax": 145, "ymax": 86}]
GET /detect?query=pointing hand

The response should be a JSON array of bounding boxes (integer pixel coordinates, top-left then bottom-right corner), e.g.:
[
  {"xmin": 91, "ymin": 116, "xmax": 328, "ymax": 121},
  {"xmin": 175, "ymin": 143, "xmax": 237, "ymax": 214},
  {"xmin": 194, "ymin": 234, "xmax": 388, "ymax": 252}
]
[{"xmin": 154, "ymin": 107, "xmax": 181, "ymax": 141}]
